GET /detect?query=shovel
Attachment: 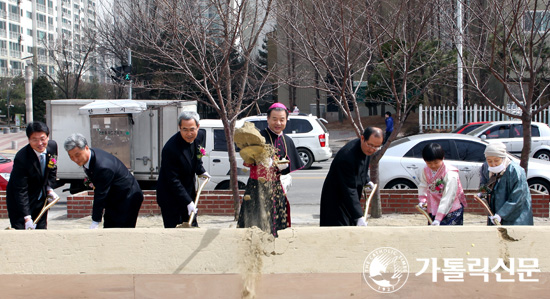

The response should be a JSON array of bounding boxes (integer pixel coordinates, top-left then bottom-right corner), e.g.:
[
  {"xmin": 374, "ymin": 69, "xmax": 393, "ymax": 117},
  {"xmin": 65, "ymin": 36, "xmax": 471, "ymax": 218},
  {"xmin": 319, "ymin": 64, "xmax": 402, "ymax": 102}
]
[
  {"xmin": 4, "ymin": 195, "xmax": 61, "ymax": 230},
  {"xmin": 415, "ymin": 203, "xmax": 433, "ymax": 225},
  {"xmin": 32, "ymin": 195, "xmax": 61, "ymax": 226},
  {"xmin": 473, "ymin": 195, "xmax": 500, "ymax": 226},
  {"xmin": 178, "ymin": 177, "xmax": 210, "ymax": 228},
  {"xmin": 363, "ymin": 183, "xmax": 378, "ymax": 220}
]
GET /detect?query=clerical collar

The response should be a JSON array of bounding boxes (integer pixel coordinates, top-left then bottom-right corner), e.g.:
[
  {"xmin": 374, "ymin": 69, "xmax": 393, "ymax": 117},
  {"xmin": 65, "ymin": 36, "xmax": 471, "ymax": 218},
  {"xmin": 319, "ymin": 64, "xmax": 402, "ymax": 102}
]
[{"xmin": 267, "ymin": 127, "xmax": 283, "ymax": 137}]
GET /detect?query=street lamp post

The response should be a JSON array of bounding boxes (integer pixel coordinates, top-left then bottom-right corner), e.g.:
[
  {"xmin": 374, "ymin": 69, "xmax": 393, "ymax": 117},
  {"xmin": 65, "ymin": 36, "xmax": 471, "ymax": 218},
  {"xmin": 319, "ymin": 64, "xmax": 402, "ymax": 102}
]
[{"xmin": 6, "ymin": 83, "xmax": 14, "ymax": 127}]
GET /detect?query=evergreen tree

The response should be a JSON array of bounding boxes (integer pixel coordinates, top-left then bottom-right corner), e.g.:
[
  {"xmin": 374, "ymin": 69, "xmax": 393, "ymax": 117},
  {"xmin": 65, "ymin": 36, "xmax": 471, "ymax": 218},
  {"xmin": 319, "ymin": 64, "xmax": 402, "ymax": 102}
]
[{"xmin": 32, "ymin": 76, "xmax": 55, "ymax": 123}]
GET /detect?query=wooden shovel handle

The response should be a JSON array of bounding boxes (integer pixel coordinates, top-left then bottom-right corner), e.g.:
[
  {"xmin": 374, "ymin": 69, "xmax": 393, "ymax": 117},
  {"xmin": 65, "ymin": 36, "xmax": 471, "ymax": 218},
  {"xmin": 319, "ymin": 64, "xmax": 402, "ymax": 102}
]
[{"xmin": 364, "ymin": 184, "xmax": 378, "ymax": 219}]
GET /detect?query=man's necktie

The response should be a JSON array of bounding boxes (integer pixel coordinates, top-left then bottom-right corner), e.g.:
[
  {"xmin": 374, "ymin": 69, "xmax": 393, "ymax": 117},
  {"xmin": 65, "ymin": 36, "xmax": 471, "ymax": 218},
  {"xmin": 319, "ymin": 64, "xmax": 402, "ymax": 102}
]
[{"xmin": 40, "ymin": 153, "xmax": 46, "ymax": 176}]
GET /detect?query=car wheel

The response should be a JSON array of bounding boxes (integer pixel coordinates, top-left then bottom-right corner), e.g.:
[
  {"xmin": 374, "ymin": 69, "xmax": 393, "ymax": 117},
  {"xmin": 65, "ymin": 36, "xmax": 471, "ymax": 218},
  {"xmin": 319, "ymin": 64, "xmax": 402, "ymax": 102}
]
[
  {"xmin": 385, "ymin": 179, "xmax": 417, "ymax": 190},
  {"xmin": 533, "ymin": 150, "xmax": 550, "ymax": 161},
  {"xmin": 298, "ymin": 148, "xmax": 314, "ymax": 169},
  {"xmin": 214, "ymin": 181, "xmax": 246, "ymax": 190},
  {"xmin": 528, "ymin": 179, "xmax": 550, "ymax": 195}
]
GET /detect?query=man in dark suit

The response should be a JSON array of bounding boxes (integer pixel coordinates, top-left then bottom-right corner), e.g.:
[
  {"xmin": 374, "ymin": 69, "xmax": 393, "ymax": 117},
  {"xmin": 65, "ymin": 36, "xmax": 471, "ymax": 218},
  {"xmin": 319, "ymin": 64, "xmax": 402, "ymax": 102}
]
[
  {"xmin": 64, "ymin": 133, "xmax": 143, "ymax": 228},
  {"xmin": 156, "ymin": 111, "xmax": 210, "ymax": 228},
  {"xmin": 320, "ymin": 127, "xmax": 383, "ymax": 226},
  {"xmin": 7, "ymin": 122, "xmax": 59, "ymax": 229}
]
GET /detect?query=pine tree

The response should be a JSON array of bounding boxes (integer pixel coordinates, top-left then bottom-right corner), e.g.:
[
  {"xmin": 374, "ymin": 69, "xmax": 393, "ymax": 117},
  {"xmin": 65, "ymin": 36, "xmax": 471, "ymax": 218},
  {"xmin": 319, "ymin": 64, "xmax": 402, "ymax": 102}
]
[{"xmin": 32, "ymin": 77, "xmax": 55, "ymax": 123}]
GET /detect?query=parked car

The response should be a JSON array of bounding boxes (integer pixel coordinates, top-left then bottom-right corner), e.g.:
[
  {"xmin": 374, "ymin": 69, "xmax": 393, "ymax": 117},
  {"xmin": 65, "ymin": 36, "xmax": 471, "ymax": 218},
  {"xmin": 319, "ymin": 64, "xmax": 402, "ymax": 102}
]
[
  {"xmin": 467, "ymin": 121, "xmax": 550, "ymax": 160},
  {"xmin": 240, "ymin": 114, "xmax": 332, "ymax": 169},
  {"xmin": 378, "ymin": 133, "xmax": 550, "ymax": 194},
  {"xmin": 451, "ymin": 121, "xmax": 490, "ymax": 134},
  {"xmin": 0, "ymin": 154, "xmax": 13, "ymax": 191}
]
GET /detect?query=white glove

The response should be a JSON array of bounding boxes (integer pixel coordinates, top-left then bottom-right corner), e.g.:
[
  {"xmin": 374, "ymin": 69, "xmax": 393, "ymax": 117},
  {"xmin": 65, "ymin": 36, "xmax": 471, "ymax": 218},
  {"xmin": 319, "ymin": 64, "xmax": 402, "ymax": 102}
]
[
  {"xmin": 187, "ymin": 201, "xmax": 198, "ymax": 216},
  {"xmin": 418, "ymin": 202, "xmax": 427, "ymax": 210},
  {"xmin": 47, "ymin": 190, "xmax": 60, "ymax": 203},
  {"xmin": 277, "ymin": 162, "xmax": 289, "ymax": 171},
  {"xmin": 367, "ymin": 181, "xmax": 375, "ymax": 189},
  {"xmin": 199, "ymin": 172, "xmax": 211, "ymax": 179},
  {"xmin": 25, "ymin": 218, "xmax": 36, "ymax": 230},
  {"xmin": 89, "ymin": 221, "xmax": 100, "ymax": 229},
  {"xmin": 489, "ymin": 214, "xmax": 501, "ymax": 225},
  {"xmin": 356, "ymin": 217, "xmax": 368, "ymax": 226},
  {"xmin": 431, "ymin": 220, "xmax": 441, "ymax": 226}
]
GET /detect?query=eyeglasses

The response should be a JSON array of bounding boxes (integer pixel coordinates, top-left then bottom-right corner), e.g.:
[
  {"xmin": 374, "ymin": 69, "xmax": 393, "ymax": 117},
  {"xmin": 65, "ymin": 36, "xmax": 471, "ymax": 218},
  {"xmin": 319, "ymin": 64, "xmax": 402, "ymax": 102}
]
[
  {"xmin": 180, "ymin": 127, "xmax": 197, "ymax": 133},
  {"xmin": 365, "ymin": 142, "xmax": 381, "ymax": 151},
  {"xmin": 30, "ymin": 136, "xmax": 48, "ymax": 143}
]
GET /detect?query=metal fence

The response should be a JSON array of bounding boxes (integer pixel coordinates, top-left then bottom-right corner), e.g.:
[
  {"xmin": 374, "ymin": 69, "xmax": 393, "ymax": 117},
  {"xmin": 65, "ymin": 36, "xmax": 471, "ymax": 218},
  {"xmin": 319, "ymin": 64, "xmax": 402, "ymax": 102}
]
[{"xmin": 419, "ymin": 104, "xmax": 550, "ymax": 132}]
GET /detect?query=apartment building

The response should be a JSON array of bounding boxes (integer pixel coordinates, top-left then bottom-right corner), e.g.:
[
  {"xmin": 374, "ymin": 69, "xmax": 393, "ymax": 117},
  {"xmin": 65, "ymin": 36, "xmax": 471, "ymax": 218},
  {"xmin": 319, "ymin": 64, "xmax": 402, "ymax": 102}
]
[{"xmin": 0, "ymin": 0, "xmax": 97, "ymax": 80}]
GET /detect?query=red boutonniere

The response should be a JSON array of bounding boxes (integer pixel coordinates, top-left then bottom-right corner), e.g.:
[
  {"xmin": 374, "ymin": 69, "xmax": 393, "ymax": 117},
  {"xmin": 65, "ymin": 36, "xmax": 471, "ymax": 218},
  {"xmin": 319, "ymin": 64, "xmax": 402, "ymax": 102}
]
[{"xmin": 197, "ymin": 145, "xmax": 207, "ymax": 159}]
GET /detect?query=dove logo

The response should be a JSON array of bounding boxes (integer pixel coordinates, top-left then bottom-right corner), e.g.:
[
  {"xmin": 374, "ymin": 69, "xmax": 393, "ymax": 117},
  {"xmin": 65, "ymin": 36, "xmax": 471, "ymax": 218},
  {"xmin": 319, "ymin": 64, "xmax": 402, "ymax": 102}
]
[{"xmin": 363, "ymin": 247, "xmax": 409, "ymax": 293}]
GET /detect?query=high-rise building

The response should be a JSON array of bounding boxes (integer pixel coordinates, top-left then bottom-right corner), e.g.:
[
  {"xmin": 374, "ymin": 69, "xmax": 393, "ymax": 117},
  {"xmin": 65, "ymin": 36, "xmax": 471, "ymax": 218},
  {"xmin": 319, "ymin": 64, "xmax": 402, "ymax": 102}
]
[{"xmin": 0, "ymin": 0, "xmax": 97, "ymax": 79}]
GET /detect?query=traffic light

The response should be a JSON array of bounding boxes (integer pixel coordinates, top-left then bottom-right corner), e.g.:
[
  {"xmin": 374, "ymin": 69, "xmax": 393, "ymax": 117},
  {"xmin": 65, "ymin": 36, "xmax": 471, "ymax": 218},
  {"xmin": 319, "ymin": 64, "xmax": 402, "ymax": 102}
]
[
  {"xmin": 123, "ymin": 65, "xmax": 132, "ymax": 81},
  {"xmin": 110, "ymin": 65, "xmax": 132, "ymax": 83},
  {"xmin": 110, "ymin": 66, "xmax": 123, "ymax": 83}
]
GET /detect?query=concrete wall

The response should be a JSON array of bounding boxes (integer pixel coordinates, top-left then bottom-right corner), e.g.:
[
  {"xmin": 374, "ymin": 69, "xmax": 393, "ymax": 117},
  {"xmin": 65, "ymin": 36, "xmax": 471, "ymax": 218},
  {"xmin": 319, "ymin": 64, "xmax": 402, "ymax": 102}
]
[{"xmin": 0, "ymin": 227, "xmax": 548, "ymax": 297}]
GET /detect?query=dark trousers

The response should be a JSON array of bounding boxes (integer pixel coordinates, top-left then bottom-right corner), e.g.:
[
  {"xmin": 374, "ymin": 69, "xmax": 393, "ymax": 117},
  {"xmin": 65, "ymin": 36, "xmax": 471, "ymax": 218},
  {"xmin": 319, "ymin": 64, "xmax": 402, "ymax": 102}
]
[
  {"xmin": 9, "ymin": 205, "xmax": 48, "ymax": 230},
  {"xmin": 103, "ymin": 193, "xmax": 144, "ymax": 228},
  {"xmin": 160, "ymin": 205, "xmax": 198, "ymax": 228},
  {"xmin": 384, "ymin": 130, "xmax": 392, "ymax": 144}
]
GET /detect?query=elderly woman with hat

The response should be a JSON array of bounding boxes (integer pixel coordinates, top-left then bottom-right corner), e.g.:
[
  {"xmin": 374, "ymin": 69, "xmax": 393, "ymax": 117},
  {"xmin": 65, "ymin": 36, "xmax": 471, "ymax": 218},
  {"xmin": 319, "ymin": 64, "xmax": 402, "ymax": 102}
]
[{"xmin": 483, "ymin": 142, "xmax": 533, "ymax": 225}]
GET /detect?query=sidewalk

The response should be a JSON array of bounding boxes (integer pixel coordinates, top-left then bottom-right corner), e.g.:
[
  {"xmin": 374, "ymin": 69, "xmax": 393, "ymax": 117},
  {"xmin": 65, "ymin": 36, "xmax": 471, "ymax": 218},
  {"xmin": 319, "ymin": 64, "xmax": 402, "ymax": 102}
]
[{"xmin": 0, "ymin": 130, "xmax": 28, "ymax": 157}]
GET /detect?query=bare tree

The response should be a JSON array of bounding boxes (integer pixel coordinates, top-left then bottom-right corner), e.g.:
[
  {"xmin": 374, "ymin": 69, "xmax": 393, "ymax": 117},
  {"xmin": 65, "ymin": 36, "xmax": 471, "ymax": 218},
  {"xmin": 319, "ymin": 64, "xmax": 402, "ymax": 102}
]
[
  {"xmin": 278, "ymin": 0, "xmax": 456, "ymax": 217},
  {"xmin": 461, "ymin": 0, "xmax": 550, "ymax": 170},
  {"xmin": 276, "ymin": 0, "xmax": 375, "ymax": 136},
  {"xmin": 39, "ymin": 20, "xmax": 98, "ymax": 99},
  {"xmin": 367, "ymin": 0, "xmax": 457, "ymax": 217},
  {"xmin": 113, "ymin": 0, "xmax": 274, "ymax": 216}
]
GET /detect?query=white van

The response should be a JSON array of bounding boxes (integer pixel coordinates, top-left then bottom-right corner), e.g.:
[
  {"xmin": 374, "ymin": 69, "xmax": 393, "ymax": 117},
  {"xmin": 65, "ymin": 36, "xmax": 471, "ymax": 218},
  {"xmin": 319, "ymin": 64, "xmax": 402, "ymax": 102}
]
[{"xmin": 199, "ymin": 119, "xmax": 248, "ymax": 190}]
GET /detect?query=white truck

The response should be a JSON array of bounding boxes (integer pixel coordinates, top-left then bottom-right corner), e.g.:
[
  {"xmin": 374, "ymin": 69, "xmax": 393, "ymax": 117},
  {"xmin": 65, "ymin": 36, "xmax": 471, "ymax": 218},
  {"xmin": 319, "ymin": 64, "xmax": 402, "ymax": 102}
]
[{"xmin": 45, "ymin": 99, "xmax": 197, "ymax": 192}]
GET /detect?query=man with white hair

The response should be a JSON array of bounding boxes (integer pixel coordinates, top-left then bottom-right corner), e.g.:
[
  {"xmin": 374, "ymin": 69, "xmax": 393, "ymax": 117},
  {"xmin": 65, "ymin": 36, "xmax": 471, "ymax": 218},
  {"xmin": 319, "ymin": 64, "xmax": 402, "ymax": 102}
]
[
  {"xmin": 156, "ymin": 111, "xmax": 210, "ymax": 228},
  {"xmin": 64, "ymin": 133, "xmax": 144, "ymax": 228},
  {"xmin": 483, "ymin": 141, "xmax": 533, "ymax": 225}
]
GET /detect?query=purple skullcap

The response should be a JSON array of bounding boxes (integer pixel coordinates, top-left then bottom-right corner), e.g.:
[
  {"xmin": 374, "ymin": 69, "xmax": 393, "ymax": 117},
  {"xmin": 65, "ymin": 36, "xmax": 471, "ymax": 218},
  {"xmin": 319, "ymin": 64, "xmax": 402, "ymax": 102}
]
[{"xmin": 269, "ymin": 103, "xmax": 288, "ymax": 111}]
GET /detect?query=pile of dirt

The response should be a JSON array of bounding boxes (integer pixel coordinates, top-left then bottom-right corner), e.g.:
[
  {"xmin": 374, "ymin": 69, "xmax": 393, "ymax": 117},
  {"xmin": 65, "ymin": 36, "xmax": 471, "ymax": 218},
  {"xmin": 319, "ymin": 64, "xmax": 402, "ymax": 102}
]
[{"xmin": 234, "ymin": 122, "xmax": 272, "ymax": 164}]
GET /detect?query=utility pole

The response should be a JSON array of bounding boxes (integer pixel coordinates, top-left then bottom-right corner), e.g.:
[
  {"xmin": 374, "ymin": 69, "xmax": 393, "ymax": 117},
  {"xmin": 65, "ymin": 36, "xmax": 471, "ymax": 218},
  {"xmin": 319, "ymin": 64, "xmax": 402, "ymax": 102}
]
[
  {"xmin": 128, "ymin": 48, "xmax": 132, "ymax": 100},
  {"xmin": 25, "ymin": 64, "xmax": 33, "ymax": 123},
  {"xmin": 457, "ymin": 0, "xmax": 464, "ymax": 127}
]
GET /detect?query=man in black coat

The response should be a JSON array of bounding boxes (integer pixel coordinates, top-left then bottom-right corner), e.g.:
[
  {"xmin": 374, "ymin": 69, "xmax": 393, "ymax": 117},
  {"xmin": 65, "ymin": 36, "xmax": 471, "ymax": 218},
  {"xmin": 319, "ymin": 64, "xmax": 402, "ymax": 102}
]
[
  {"xmin": 7, "ymin": 122, "xmax": 59, "ymax": 229},
  {"xmin": 320, "ymin": 127, "xmax": 384, "ymax": 226},
  {"xmin": 157, "ymin": 111, "xmax": 209, "ymax": 228},
  {"xmin": 64, "ymin": 133, "xmax": 143, "ymax": 228}
]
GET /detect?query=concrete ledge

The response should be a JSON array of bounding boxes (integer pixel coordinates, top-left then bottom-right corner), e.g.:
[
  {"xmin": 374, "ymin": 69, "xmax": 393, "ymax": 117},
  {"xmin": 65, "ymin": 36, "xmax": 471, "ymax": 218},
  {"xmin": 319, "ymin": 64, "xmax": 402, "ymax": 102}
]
[{"xmin": 1, "ymin": 226, "xmax": 549, "ymax": 274}]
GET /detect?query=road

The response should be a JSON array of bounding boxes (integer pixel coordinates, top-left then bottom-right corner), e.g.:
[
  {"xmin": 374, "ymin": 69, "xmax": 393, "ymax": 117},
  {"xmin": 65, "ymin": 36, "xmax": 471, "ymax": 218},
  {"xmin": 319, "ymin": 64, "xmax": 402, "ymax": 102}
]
[{"xmin": 286, "ymin": 160, "xmax": 332, "ymax": 225}]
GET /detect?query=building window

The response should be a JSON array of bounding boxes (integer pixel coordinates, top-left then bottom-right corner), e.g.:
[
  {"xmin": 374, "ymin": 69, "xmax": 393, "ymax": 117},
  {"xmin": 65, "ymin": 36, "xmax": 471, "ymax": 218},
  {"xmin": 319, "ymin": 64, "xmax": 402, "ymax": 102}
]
[{"xmin": 524, "ymin": 11, "xmax": 550, "ymax": 32}]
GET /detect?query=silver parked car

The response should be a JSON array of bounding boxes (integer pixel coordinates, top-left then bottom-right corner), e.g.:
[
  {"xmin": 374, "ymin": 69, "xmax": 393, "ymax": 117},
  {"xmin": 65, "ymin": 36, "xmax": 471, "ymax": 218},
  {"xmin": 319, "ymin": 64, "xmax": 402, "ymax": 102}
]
[
  {"xmin": 467, "ymin": 121, "xmax": 550, "ymax": 160},
  {"xmin": 241, "ymin": 114, "xmax": 332, "ymax": 169},
  {"xmin": 379, "ymin": 133, "xmax": 550, "ymax": 193}
]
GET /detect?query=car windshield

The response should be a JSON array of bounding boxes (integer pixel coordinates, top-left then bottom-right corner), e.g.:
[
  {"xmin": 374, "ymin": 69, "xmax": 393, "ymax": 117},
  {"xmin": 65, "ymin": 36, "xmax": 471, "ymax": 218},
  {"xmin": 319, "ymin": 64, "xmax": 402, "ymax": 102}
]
[
  {"xmin": 451, "ymin": 124, "xmax": 469, "ymax": 133},
  {"xmin": 388, "ymin": 137, "xmax": 410, "ymax": 148},
  {"xmin": 0, "ymin": 154, "xmax": 10, "ymax": 163},
  {"xmin": 467, "ymin": 123, "xmax": 493, "ymax": 136}
]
